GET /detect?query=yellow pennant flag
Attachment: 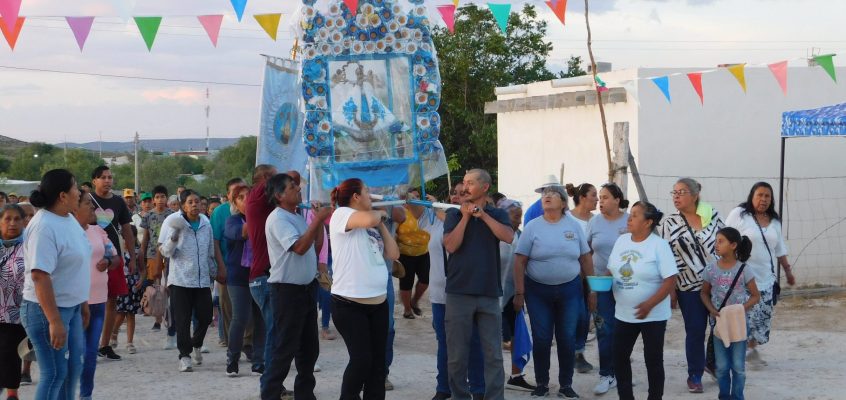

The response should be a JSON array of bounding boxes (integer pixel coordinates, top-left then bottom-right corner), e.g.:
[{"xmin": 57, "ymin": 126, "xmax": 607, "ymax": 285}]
[
  {"xmin": 727, "ymin": 63, "xmax": 747, "ymax": 93},
  {"xmin": 254, "ymin": 13, "xmax": 282, "ymax": 41},
  {"xmin": 453, "ymin": 0, "xmax": 459, "ymax": 6}
]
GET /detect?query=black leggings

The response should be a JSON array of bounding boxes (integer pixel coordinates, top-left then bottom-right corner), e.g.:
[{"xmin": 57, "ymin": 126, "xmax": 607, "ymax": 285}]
[
  {"xmin": 398, "ymin": 253, "xmax": 430, "ymax": 291},
  {"xmin": 0, "ymin": 322, "xmax": 27, "ymax": 389},
  {"xmin": 331, "ymin": 295, "xmax": 388, "ymax": 400},
  {"xmin": 614, "ymin": 319, "xmax": 667, "ymax": 400},
  {"xmin": 169, "ymin": 286, "xmax": 213, "ymax": 359}
]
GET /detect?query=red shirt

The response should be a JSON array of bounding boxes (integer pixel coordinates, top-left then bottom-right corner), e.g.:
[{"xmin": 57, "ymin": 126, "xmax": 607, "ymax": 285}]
[{"xmin": 246, "ymin": 181, "xmax": 274, "ymax": 281}]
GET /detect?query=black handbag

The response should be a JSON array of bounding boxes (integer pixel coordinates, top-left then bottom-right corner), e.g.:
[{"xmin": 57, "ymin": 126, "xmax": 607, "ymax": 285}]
[
  {"xmin": 753, "ymin": 216, "xmax": 780, "ymax": 306},
  {"xmin": 706, "ymin": 263, "xmax": 746, "ymax": 374}
]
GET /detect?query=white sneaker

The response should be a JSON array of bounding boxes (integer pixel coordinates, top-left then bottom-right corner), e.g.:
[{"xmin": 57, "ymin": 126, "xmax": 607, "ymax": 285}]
[
  {"xmin": 179, "ymin": 356, "xmax": 193, "ymax": 372},
  {"xmin": 126, "ymin": 343, "xmax": 137, "ymax": 354},
  {"xmin": 593, "ymin": 375, "xmax": 617, "ymax": 395},
  {"xmin": 201, "ymin": 345, "xmax": 210, "ymax": 354},
  {"xmin": 314, "ymin": 363, "xmax": 322, "ymax": 372},
  {"xmin": 193, "ymin": 347, "xmax": 203, "ymax": 365},
  {"xmin": 163, "ymin": 335, "xmax": 176, "ymax": 350}
]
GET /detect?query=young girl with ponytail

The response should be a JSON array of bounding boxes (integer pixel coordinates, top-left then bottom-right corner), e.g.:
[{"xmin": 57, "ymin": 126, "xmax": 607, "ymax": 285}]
[{"xmin": 700, "ymin": 227, "xmax": 761, "ymax": 400}]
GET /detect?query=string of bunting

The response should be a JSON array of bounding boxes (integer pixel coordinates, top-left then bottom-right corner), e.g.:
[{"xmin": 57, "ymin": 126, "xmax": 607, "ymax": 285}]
[
  {"xmin": 0, "ymin": 0, "xmax": 569, "ymax": 51},
  {"xmin": 603, "ymin": 54, "xmax": 837, "ymax": 106}
]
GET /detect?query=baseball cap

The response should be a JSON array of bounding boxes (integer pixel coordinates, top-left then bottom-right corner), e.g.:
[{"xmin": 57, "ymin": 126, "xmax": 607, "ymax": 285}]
[
  {"xmin": 123, "ymin": 189, "xmax": 135, "ymax": 198},
  {"xmin": 140, "ymin": 192, "xmax": 152, "ymax": 201}
]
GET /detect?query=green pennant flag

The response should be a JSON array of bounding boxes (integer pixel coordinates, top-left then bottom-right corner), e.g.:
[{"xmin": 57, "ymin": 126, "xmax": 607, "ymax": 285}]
[
  {"xmin": 134, "ymin": 16, "xmax": 162, "ymax": 51},
  {"xmin": 488, "ymin": 3, "xmax": 511, "ymax": 34},
  {"xmin": 813, "ymin": 54, "xmax": 837, "ymax": 83}
]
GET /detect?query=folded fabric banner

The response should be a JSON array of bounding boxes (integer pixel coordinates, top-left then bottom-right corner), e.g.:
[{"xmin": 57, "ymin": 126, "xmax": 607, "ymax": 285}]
[
  {"xmin": 513, "ymin": 308, "xmax": 532, "ymax": 371},
  {"xmin": 256, "ymin": 57, "xmax": 308, "ymax": 175}
]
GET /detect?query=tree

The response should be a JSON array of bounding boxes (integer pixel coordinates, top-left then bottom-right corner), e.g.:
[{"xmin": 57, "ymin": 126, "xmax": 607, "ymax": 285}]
[
  {"xmin": 41, "ymin": 148, "xmax": 104, "ymax": 183},
  {"xmin": 195, "ymin": 136, "xmax": 257, "ymax": 195},
  {"xmin": 8, "ymin": 143, "xmax": 58, "ymax": 181},
  {"xmin": 558, "ymin": 55, "xmax": 587, "ymax": 78},
  {"xmin": 432, "ymin": 4, "xmax": 556, "ymax": 193}
]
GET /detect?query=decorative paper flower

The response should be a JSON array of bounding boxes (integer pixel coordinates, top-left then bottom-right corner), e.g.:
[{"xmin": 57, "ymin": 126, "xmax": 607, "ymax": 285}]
[
  {"xmin": 413, "ymin": 29, "xmax": 423, "ymax": 41},
  {"xmin": 320, "ymin": 43, "xmax": 332, "ymax": 55},
  {"xmin": 328, "ymin": 4, "xmax": 341, "ymax": 16},
  {"xmin": 415, "ymin": 6, "xmax": 426, "ymax": 17},
  {"xmin": 318, "ymin": 119, "xmax": 331, "ymax": 132},
  {"xmin": 417, "ymin": 116, "xmax": 430, "ymax": 128},
  {"xmin": 406, "ymin": 42, "xmax": 418, "ymax": 53},
  {"xmin": 392, "ymin": 41, "xmax": 403, "ymax": 51},
  {"xmin": 356, "ymin": 14, "xmax": 367, "ymax": 27},
  {"xmin": 361, "ymin": 3, "xmax": 375, "ymax": 15},
  {"xmin": 303, "ymin": 62, "xmax": 324, "ymax": 82},
  {"xmin": 365, "ymin": 42, "xmax": 376, "ymax": 52},
  {"xmin": 318, "ymin": 28, "xmax": 330, "ymax": 41},
  {"xmin": 413, "ymin": 64, "xmax": 427, "ymax": 76},
  {"xmin": 303, "ymin": 6, "xmax": 316, "ymax": 18},
  {"xmin": 384, "ymin": 33, "xmax": 396, "ymax": 45},
  {"xmin": 305, "ymin": 47, "xmax": 317, "ymax": 59},
  {"xmin": 415, "ymin": 92, "xmax": 428, "ymax": 105},
  {"xmin": 375, "ymin": 40, "xmax": 386, "ymax": 51},
  {"xmin": 309, "ymin": 96, "xmax": 328, "ymax": 109},
  {"xmin": 392, "ymin": 5, "xmax": 403, "ymax": 15},
  {"xmin": 397, "ymin": 15, "xmax": 408, "ymax": 26},
  {"xmin": 342, "ymin": 38, "xmax": 352, "ymax": 48},
  {"xmin": 387, "ymin": 21, "xmax": 400, "ymax": 32},
  {"xmin": 335, "ymin": 17, "xmax": 346, "ymax": 29},
  {"xmin": 332, "ymin": 44, "xmax": 344, "ymax": 55},
  {"xmin": 352, "ymin": 42, "xmax": 364, "ymax": 54},
  {"xmin": 331, "ymin": 31, "xmax": 343, "ymax": 42}
]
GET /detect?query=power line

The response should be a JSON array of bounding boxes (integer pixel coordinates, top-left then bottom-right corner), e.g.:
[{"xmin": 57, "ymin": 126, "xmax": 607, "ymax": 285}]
[{"xmin": 0, "ymin": 65, "xmax": 262, "ymax": 87}]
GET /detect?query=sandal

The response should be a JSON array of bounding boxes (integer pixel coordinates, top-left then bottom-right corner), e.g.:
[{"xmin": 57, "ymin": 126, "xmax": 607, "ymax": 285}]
[
  {"xmin": 321, "ymin": 329, "xmax": 337, "ymax": 340},
  {"xmin": 411, "ymin": 304, "xmax": 422, "ymax": 316},
  {"xmin": 403, "ymin": 312, "xmax": 416, "ymax": 319}
]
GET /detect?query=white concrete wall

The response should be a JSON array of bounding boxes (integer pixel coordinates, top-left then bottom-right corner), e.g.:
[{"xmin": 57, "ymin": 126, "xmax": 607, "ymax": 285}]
[{"xmin": 495, "ymin": 66, "xmax": 846, "ymax": 286}]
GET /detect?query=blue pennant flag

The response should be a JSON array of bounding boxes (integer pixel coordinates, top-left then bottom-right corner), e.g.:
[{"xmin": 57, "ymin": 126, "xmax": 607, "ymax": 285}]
[
  {"xmin": 512, "ymin": 309, "xmax": 532, "ymax": 371},
  {"xmin": 651, "ymin": 76, "xmax": 671, "ymax": 103}
]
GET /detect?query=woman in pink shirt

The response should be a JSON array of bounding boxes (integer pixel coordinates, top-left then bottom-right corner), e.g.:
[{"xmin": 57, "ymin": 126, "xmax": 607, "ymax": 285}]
[{"xmin": 78, "ymin": 189, "xmax": 120, "ymax": 400}]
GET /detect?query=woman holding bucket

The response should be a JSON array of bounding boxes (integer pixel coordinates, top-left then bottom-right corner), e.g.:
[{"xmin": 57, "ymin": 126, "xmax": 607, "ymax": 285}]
[
  {"xmin": 585, "ymin": 183, "xmax": 630, "ymax": 395},
  {"xmin": 512, "ymin": 183, "xmax": 595, "ymax": 399},
  {"xmin": 607, "ymin": 201, "xmax": 678, "ymax": 400}
]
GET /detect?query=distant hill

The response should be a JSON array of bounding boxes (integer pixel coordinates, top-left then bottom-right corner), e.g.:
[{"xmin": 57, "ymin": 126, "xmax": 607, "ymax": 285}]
[
  {"xmin": 57, "ymin": 138, "xmax": 243, "ymax": 153},
  {"xmin": 0, "ymin": 135, "xmax": 29, "ymax": 157}
]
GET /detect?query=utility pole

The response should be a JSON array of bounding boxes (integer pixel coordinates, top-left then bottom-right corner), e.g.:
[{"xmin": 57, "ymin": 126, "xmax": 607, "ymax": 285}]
[
  {"xmin": 134, "ymin": 132, "xmax": 140, "ymax": 194},
  {"xmin": 205, "ymin": 87, "xmax": 211, "ymax": 153},
  {"xmin": 63, "ymin": 134, "xmax": 68, "ymax": 166},
  {"xmin": 98, "ymin": 131, "xmax": 103, "ymax": 160}
]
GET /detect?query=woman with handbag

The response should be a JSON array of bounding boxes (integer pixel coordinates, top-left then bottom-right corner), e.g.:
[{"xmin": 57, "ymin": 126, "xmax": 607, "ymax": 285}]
[
  {"xmin": 658, "ymin": 178, "xmax": 724, "ymax": 392},
  {"xmin": 701, "ymin": 227, "xmax": 761, "ymax": 400},
  {"xmin": 725, "ymin": 182, "xmax": 795, "ymax": 368}
]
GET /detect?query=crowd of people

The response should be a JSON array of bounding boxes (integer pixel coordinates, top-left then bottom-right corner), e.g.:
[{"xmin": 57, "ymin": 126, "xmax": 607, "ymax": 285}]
[{"xmin": 0, "ymin": 165, "xmax": 795, "ymax": 400}]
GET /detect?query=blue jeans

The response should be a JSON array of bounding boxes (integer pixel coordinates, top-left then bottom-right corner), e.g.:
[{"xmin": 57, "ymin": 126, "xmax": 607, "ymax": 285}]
[
  {"xmin": 525, "ymin": 277, "xmax": 582, "ymax": 388},
  {"xmin": 432, "ymin": 303, "xmax": 485, "ymax": 395},
  {"xmin": 595, "ymin": 291, "xmax": 616, "ymax": 377},
  {"xmin": 20, "ymin": 300, "xmax": 84, "ymax": 400},
  {"xmin": 385, "ymin": 273, "xmax": 395, "ymax": 375},
  {"xmin": 250, "ymin": 276, "xmax": 274, "ymax": 375},
  {"xmin": 714, "ymin": 336, "xmax": 746, "ymax": 400},
  {"xmin": 80, "ymin": 302, "xmax": 105, "ymax": 398},
  {"xmin": 677, "ymin": 290, "xmax": 708, "ymax": 380},
  {"xmin": 228, "ymin": 285, "xmax": 265, "ymax": 370}
]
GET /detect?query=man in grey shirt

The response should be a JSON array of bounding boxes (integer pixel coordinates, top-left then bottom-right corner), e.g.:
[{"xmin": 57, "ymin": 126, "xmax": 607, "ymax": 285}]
[{"xmin": 261, "ymin": 173, "xmax": 331, "ymax": 400}]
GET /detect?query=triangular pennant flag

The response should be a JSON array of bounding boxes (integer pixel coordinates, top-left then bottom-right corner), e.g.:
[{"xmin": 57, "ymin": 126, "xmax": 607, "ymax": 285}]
[
  {"xmin": 767, "ymin": 60, "xmax": 788, "ymax": 95},
  {"xmin": 813, "ymin": 54, "xmax": 837, "ymax": 83},
  {"xmin": 545, "ymin": 0, "xmax": 566, "ymax": 25},
  {"xmin": 436, "ymin": 5, "xmax": 456, "ymax": 34},
  {"xmin": 621, "ymin": 80, "xmax": 640, "ymax": 107},
  {"xmin": 109, "ymin": 0, "xmax": 137, "ymax": 22},
  {"xmin": 512, "ymin": 309, "xmax": 532, "ymax": 371},
  {"xmin": 687, "ymin": 72, "xmax": 704, "ymax": 105},
  {"xmin": 65, "ymin": 17, "xmax": 95, "ymax": 51},
  {"xmin": 133, "ymin": 16, "xmax": 162, "ymax": 51},
  {"xmin": 197, "ymin": 15, "xmax": 223, "ymax": 47},
  {"xmin": 595, "ymin": 75, "xmax": 608, "ymax": 92},
  {"xmin": 727, "ymin": 63, "xmax": 747, "ymax": 93},
  {"xmin": 453, "ymin": 0, "xmax": 460, "ymax": 6},
  {"xmin": 0, "ymin": 16, "xmax": 24, "ymax": 50},
  {"xmin": 254, "ymin": 13, "xmax": 281, "ymax": 41},
  {"xmin": 0, "ymin": 0, "xmax": 21, "ymax": 34},
  {"xmin": 230, "ymin": 0, "xmax": 247, "ymax": 22},
  {"xmin": 651, "ymin": 76, "xmax": 671, "ymax": 103},
  {"xmin": 488, "ymin": 3, "xmax": 511, "ymax": 34},
  {"xmin": 343, "ymin": 0, "xmax": 359, "ymax": 17}
]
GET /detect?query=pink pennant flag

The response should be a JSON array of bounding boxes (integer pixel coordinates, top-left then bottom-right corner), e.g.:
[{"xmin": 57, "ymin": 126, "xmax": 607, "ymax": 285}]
[
  {"xmin": 687, "ymin": 72, "xmax": 704, "ymax": 105},
  {"xmin": 0, "ymin": 0, "xmax": 22, "ymax": 36},
  {"xmin": 436, "ymin": 5, "xmax": 456, "ymax": 33},
  {"xmin": 343, "ymin": 0, "xmax": 359, "ymax": 17},
  {"xmin": 197, "ymin": 15, "xmax": 223, "ymax": 47},
  {"xmin": 768, "ymin": 60, "xmax": 788, "ymax": 95},
  {"xmin": 65, "ymin": 17, "xmax": 95, "ymax": 51}
]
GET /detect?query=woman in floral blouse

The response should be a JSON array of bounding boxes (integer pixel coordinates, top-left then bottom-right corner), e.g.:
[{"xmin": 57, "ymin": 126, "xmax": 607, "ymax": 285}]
[{"xmin": 1, "ymin": 204, "xmax": 28, "ymax": 399}]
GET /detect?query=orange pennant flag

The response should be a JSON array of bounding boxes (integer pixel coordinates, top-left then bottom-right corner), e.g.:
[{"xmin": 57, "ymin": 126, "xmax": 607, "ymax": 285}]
[
  {"xmin": 726, "ymin": 63, "xmax": 747, "ymax": 93},
  {"xmin": 545, "ymin": 0, "xmax": 566, "ymax": 25},
  {"xmin": 767, "ymin": 60, "xmax": 788, "ymax": 95},
  {"xmin": 687, "ymin": 72, "xmax": 704, "ymax": 105},
  {"xmin": 0, "ymin": 16, "xmax": 24, "ymax": 50}
]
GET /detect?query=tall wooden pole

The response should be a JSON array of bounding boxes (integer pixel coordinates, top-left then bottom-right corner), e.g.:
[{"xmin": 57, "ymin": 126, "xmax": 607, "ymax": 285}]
[{"xmin": 585, "ymin": 0, "xmax": 614, "ymax": 183}]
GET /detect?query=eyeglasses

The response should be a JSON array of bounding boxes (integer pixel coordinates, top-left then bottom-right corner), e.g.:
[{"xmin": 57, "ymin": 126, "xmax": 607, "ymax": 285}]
[
  {"xmin": 541, "ymin": 188, "xmax": 564, "ymax": 198},
  {"xmin": 670, "ymin": 190, "xmax": 691, "ymax": 197}
]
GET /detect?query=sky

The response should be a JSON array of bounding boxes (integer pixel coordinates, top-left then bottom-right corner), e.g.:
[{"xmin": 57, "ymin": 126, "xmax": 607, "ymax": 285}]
[{"xmin": 0, "ymin": 0, "xmax": 843, "ymax": 144}]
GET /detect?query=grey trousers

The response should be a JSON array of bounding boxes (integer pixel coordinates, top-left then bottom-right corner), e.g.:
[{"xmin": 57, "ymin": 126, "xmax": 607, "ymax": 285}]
[{"xmin": 445, "ymin": 293, "xmax": 505, "ymax": 400}]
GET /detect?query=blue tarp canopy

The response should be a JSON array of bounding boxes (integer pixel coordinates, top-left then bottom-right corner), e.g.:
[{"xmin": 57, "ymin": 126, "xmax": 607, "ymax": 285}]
[{"xmin": 781, "ymin": 102, "xmax": 846, "ymax": 137}]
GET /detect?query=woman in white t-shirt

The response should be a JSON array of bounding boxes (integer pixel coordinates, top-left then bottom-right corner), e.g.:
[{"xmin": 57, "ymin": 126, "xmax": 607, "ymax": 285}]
[
  {"xmin": 329, "ymin": 178, "xmax": 399, "ymax": 400},
  {"xmin": 724, "ymin": 182, "xmax": 795, "ymax": 367},
  {"xmin": 20, "ymin": 169, "xmax": 92, "ymax": 400},
  {"xmin": 607, "ymin": 201, "xmax": 678, "ymax": 400}
]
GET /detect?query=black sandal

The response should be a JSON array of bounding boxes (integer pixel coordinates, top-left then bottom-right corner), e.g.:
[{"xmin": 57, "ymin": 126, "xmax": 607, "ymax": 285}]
[
  {"xmin": 403, "ymin": 312, "xmax": 416, "ymax": 319},
  {"xmin": 411, "ymin": 305, "xmax": 422, "ymax": 316}
]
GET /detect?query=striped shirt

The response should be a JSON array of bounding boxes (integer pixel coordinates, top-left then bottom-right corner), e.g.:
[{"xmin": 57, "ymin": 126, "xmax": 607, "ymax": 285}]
[{"xmin": 659, "ymin": 209, "xmax": 724, "ymax": 291}]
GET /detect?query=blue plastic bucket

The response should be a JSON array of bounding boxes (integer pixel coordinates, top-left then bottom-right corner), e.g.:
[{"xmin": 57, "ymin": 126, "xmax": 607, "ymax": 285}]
[{"xmin": 587, "ymin": 276, "xmax": 613, "ymax": 292}]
